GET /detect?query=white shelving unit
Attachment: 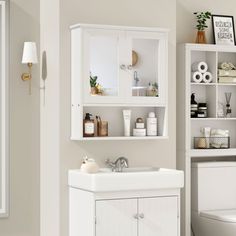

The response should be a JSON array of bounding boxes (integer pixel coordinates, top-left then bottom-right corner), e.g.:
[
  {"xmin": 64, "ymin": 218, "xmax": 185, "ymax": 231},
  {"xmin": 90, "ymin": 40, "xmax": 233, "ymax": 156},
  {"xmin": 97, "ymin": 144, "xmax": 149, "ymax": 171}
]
[
  {"xmin": 70, "ymin": 24, "xmax": 169, "ymax": 140},
  {"xmin": 177, "ymin": 43, "xmax": 236, "ymax": 236}
]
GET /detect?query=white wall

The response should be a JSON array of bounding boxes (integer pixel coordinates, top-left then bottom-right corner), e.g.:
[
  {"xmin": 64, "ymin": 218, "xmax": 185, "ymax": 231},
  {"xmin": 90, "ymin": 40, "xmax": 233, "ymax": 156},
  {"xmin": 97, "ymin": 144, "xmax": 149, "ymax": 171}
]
[
  {"xmin": 0, "ymin": 0, "xmax": 40, "ymax": 236},
  {"xmin": 177, "ymin": 0, "xmax": 236, "ymax": 44},
  {"xmin": 59, "ymin": 0, "xmax": 176, "ymax": 235}
]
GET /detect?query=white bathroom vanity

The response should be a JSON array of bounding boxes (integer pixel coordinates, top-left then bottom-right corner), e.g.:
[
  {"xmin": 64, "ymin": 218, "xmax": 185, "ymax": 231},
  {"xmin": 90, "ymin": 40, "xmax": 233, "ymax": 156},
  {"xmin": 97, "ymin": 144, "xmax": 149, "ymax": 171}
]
[{"xmin": 68, "ymin": 168, "xmax": 184, "ymax": 236}]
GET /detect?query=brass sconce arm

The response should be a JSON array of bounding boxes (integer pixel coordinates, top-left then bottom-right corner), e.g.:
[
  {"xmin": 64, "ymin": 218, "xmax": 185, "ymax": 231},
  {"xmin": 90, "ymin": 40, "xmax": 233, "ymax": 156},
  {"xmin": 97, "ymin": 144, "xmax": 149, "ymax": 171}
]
[{"xmin": 21, "ymin": 62, "xmax": 33, "ymax": 95}]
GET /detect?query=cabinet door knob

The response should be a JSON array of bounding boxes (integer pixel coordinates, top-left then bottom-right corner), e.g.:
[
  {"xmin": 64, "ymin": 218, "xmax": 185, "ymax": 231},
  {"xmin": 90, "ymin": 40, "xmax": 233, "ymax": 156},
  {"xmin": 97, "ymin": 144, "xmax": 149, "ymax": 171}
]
[
  {"xmin": 127, "ymin": 65, "xmax": 133, "ymax": 70},
  {"xmin": 120, "ymin": 64, "xmax": 127, "ymax": 70},
  {"xmin": 133, "ymin": 214, "xmax": 139, "ymax": 219},
  {"xmin": 139, "ymin": 213, "xmax": 144, "ymax": 219}
]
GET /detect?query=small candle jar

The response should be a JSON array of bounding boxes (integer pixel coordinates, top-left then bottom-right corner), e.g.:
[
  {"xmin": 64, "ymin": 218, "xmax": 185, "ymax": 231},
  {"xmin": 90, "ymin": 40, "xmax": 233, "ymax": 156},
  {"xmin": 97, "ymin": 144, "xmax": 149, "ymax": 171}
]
[
  {"xmin": 136, "ymin": 117, "xmax": 145, "ymax": 129},
  {"xmin": 198, "ymin": 103, "xmax": 207, "ymax": 118}
]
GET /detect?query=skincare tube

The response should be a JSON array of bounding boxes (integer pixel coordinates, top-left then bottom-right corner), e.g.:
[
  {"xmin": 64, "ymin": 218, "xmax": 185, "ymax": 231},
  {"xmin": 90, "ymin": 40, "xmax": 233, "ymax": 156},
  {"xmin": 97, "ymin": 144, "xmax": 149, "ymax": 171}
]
[{"xmin": 123, "ymin": 110, "xmax": 131, "ymax": 136}]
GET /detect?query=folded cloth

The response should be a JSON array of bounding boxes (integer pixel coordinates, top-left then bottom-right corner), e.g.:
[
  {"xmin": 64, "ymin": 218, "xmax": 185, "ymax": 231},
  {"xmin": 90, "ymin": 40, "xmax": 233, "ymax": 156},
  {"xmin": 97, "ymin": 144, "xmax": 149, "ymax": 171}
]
[
  {"xmin": 218, "ymin": 77, "xmax": 236, "ymax": 83},
  {"xmin": 218, "ymin": 69, "xmax": 236, "ymax": 77}
]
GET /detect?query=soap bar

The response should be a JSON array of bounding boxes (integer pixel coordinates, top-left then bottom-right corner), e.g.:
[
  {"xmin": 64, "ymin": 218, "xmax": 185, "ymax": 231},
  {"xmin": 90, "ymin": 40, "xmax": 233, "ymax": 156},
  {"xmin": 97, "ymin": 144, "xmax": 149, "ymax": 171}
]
[{"xmin": 133, "ymin": 128, "xmax": 146, "ymax": 137}]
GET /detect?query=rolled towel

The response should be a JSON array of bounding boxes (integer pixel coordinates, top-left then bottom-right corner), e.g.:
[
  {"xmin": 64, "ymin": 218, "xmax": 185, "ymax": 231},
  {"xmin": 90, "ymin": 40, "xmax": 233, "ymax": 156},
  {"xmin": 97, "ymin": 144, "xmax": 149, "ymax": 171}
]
[
  {"xmin": 192, "ymin": 61, "xmax": 208, "ymax": 73},
  {"xmin": 219, "ymin": 62, "xmax": 230, "ymax": 70},
  {"xmin": 211, "ymin": 129, "xmax": 229, "ymax": 137},
  {"xmin": 228, "ymin": 62, "xmax": 236, "ymax": 70},
  {"xmin": 219, "ymin": 62, "xmax": 236, "ymax": 70},
  {"xmin": 192, "ymin": 71, "xmax": 203, "ymax": 83},
  {"xmin": 210, "ymin": 129, "xmax": 229, "ymax": 148},
  {"xmin": 202, "ymin": 72, "xmax": 213, "ymax": 83}
]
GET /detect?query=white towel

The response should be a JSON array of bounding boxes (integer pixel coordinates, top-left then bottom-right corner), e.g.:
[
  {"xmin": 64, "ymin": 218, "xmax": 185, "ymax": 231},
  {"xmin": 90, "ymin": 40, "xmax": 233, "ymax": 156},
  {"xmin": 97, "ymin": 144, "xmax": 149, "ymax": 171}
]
[{"xmin": 210, "ymin": 129, "xmax": 229, "ymax": 148}]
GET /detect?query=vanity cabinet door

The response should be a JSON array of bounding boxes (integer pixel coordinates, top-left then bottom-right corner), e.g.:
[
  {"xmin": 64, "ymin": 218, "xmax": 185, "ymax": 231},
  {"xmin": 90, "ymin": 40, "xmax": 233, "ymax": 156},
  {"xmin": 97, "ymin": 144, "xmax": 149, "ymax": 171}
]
[
  {"xmin": 96, "ymin": 199, "xmax": 137, "ymax": 236},
  {"xmin": 138, "ymin": 196, "xmax": 178, "ymax": 236}
]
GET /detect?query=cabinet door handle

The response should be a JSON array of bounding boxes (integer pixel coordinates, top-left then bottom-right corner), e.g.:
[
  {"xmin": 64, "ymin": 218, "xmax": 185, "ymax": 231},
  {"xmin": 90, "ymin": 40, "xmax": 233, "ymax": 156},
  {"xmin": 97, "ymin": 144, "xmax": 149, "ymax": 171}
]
[
  {"xmin": 127, "ymin": 65, "xmax": 133, "ymax": 70},
  {"xmin": 133, "ymin": 213, "xmax": 139, "ymax": 219},
  {"xmin": 139, "ymin": 213, "xmax": 144, "ymax": 219},
  {"xmin": 120, "ymin": 64, "xmax": 127, "ymax": 70}
]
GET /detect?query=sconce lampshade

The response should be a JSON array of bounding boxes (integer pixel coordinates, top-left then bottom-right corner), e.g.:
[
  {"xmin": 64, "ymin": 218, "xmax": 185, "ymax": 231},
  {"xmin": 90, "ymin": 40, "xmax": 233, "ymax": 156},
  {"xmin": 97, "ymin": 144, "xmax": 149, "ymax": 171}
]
[{"xmin": 22, "ymin": 42, "xmax": 38, "ymax": 64}]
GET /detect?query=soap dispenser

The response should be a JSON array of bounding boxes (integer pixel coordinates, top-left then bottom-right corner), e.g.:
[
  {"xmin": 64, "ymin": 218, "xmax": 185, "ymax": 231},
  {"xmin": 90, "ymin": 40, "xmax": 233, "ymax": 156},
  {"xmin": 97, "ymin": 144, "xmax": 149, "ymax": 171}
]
[{"xmin": 83, "ymin": 113, "xmax": 95, "ymax": 137}]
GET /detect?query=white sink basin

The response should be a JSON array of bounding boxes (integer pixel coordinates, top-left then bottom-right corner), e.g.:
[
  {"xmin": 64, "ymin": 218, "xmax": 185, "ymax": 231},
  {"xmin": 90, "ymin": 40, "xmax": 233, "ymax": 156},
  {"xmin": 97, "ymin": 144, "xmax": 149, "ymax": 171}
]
[
  {"xmin": 99, "ymin": 167, "xmax": 160, "ymax": 173},
  {"xmin": 68, "ymin": 167, "xmax": 184, "ymax": 192}
]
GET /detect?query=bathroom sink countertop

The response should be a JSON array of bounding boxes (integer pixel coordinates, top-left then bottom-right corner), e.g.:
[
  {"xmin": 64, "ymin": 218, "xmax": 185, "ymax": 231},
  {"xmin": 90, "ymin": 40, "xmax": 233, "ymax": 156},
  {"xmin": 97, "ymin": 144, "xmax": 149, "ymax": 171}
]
[{"xmin": 68, "ymin": 167, "xmax": 184, "ymax": 192}]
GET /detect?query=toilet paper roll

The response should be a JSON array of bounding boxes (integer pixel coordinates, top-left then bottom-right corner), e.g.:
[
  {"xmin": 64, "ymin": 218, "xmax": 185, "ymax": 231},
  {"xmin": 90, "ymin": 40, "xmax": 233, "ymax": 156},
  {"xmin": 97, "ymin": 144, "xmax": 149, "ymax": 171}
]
[
  {"xmin": 192, "ymin": 61, "xmax": 208, "ymax": 73},
  {"xmin": 202, "ymin": 72, "xmax": 213, "ymax": 83},
  {"xmin": 192, "ymin": 71, "xmax": 203, "ymax": 83}
]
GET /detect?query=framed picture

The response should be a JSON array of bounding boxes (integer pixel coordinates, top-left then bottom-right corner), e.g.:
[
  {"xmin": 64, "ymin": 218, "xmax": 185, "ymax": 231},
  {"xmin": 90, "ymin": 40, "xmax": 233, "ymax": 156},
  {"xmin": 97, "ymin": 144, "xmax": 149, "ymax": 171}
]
[{"xmin": 212, "ymin": 15, "xmax": 236, "ymax": 45}]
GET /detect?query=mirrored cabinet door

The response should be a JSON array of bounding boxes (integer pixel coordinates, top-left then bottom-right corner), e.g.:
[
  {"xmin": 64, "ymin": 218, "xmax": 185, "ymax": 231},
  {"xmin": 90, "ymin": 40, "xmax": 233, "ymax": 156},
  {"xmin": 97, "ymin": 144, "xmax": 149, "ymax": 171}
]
[
  {"xmin": 126, "ymin": 31, "xmax": 168, "ymax": 105},
  {"xmin": 83, "ymin": 29, "xmax": 127, "ymax": 103}
]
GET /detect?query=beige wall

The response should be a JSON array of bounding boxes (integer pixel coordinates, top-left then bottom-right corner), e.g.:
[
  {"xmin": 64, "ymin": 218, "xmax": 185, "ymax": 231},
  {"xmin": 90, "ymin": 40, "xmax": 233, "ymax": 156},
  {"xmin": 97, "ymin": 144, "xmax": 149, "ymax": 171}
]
[
  {"xmin": 40, "ymin": 0, "xmax": 60, "ymax": 235},
  {"xmin": 177, "ymin": 0, "xmax": 236, "ymax": 44},
  {"xmin": 0, "ymin": 0, "xmax": 40, "ymax": 236},
  {"xmin": 59, "ymin": 0, "xmax": 176, "ymax": 235}
]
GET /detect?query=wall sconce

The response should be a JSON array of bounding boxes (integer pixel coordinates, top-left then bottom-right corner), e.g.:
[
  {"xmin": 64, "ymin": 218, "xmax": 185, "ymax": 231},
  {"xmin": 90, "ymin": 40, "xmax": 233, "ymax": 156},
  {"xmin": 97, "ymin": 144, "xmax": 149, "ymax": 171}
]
[{"xmin": 21, "ymin": 42, "xmax": 38, "ymax": 95}]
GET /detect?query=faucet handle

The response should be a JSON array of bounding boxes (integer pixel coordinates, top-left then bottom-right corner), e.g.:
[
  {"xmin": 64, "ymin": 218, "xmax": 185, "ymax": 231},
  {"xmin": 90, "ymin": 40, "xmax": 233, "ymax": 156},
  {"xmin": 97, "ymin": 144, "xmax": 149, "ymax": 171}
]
[{"xmin": 105, "ymin": 158, "xmax": 115, "ymax": 169}]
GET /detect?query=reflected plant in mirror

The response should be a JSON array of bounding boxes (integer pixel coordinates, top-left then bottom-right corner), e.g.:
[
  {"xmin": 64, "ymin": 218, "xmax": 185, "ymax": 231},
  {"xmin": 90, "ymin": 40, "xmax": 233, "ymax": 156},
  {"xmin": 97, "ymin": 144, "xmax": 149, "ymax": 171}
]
[
  {"xmin": 90, "ymin": 73, "xmax": 103, "ymax": 95},
  {"xmin": 147, "ymin": 82, "xmax": 158, "ymax": 97}
]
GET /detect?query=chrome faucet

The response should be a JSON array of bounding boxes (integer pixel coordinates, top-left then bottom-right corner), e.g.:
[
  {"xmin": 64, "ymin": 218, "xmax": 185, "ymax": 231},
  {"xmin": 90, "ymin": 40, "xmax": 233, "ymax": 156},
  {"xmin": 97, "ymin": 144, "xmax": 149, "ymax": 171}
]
[
  {"xmin": 105, "ymin": 157, "xmax": 129, "ymax": 172},
  {"xmin": 134, "ymin": 71, "xmax": 139, "ymax": 87}
]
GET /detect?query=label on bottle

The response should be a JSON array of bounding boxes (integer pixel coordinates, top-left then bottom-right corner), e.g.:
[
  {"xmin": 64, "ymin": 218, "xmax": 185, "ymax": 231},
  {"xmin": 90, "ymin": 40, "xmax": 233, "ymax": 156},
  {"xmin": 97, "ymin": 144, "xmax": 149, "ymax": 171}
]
[
  {"xmin": 147, "ymin": 118, "xmax": 157, "ymax": 136},
  {"xmin": 85, "ymin": 123, "xmax": 94, "ymax": 134}
]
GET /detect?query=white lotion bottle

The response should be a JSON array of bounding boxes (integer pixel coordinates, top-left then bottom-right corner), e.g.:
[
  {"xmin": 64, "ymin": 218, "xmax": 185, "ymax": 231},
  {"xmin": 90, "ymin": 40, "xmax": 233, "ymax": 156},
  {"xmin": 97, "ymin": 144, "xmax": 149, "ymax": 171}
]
[
  {"xmin": 147, "ymin": 112, "xmax": 157, "ymax": 136},
  {"xmin": 123, "ymin": 110, "xmax": 131, "ymax": 136}
]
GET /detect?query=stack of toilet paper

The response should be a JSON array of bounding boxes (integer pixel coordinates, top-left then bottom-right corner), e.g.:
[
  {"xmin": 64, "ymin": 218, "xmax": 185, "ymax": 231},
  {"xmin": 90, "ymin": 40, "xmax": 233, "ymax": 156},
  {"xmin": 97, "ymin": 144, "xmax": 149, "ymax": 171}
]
[{"xmin": 191, "ymin": 61, "xmax": 213, "ymax": 83}]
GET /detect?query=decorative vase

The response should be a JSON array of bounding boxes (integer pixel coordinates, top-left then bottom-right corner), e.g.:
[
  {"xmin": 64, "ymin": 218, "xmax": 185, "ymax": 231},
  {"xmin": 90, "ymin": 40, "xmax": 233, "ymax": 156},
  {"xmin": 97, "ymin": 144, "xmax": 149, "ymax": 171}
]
[
  {"xmin": 225, "ymin": 92, "xmax": 232, "ymax": 118},
  {"xmin": 90, "ymin": 87, "xmax": 98, "ymax": 95},
  {"xmin": 195, "ymin": 31, "xmax": 206, "ymax": 44}
]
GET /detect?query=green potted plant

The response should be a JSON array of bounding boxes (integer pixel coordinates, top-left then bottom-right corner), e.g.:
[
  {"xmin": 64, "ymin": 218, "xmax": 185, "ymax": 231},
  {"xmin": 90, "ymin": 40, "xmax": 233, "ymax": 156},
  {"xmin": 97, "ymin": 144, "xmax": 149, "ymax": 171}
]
[
  {"xmin": 194, "ymin": 11, "xmax": 211, "ymax": 44},
  {"xmin": 90, "ymin": 75, "xmax": 98, "ymax": 95}
]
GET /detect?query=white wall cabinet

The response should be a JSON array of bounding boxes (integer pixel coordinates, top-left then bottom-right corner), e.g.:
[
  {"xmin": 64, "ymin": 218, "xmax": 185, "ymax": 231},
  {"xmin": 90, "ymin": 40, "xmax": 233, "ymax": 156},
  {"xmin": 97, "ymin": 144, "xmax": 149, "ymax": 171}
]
[
  {"xmin": 177, "ymin": 43, "xmax": 236, "ymax": 236},
  {"xmin": 70, "ymin": 24, "xmax": 169, "ymax": 140},
  {"xmin": 69, "ymin": 188, "xmax": 180, "ymax": 236}
]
